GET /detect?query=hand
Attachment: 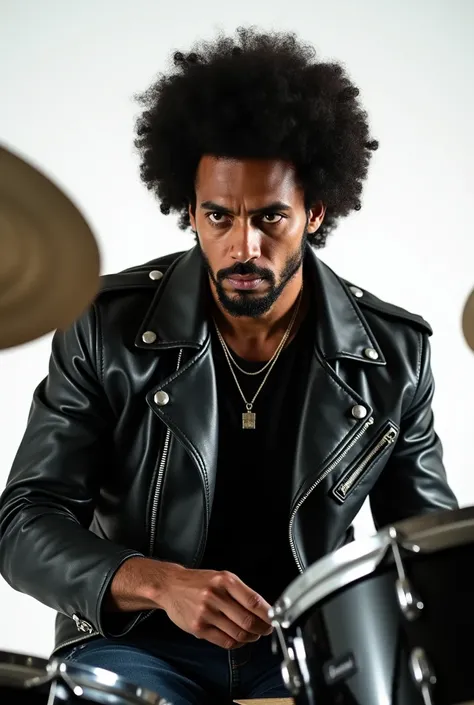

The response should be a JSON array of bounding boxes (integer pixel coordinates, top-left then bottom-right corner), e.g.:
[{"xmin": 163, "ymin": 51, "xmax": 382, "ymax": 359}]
[{"xmin": 159, "ymin": 566, "xmax": 273, "ymax": 649}]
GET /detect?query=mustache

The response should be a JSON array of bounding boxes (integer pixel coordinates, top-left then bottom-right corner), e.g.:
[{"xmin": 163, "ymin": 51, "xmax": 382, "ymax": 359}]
[{"xmin": 216, "ymin": 262, "xmax": 274, "ymax": 283}]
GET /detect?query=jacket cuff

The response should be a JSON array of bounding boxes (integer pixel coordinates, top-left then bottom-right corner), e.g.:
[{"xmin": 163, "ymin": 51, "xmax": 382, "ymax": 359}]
[
  {"xmin": 70, "ymin": 551, "xmax": 146, "ymax": 639},
  {"xmin": 97, "ymin": 551, "xmax": 146, "ymax": 638}
]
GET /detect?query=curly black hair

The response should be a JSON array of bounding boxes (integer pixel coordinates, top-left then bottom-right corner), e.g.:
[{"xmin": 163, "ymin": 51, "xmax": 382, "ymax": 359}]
[{"xmin": 134, "ymin": 27, "xmax": 378, "ymax": 248}]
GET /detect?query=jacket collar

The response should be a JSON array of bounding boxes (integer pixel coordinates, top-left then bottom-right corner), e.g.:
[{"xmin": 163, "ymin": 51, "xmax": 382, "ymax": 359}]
[{"xmin": 135, "ymin": 244, "xmax": 385, "ymax": 365}]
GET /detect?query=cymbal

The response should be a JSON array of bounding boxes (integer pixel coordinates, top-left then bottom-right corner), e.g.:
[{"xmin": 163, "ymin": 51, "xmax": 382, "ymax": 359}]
[
  {"xmin": 0, "ymin": 145, "xmax": 100, "ymax": 350},
  {"xmin": 462, "ymin": 287, "xmax": 474, "ymax": 353}
]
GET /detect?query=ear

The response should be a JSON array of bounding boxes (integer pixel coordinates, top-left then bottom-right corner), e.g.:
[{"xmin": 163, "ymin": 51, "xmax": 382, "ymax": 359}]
[{"xmin": 306, "ymin": 202, "xmax": 326, "ymax": 234}]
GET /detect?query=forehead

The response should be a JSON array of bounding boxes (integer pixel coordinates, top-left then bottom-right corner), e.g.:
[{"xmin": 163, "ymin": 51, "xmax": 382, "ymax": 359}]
[{"xmin": 195, "ymin": 156, "xmax": 302, "ymax": 205}]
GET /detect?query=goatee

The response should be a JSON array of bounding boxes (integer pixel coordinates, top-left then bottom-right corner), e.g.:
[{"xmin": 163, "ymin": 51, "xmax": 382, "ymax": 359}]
[{"xmin": 199, "ymin": 232, "xmax": 307, "ymax": 318}]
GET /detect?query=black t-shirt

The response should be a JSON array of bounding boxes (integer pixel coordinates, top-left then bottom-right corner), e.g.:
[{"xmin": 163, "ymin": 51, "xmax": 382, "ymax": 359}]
[{"xmin": 200, "ymin": 313, "xmax": 313, "ymax": 605}]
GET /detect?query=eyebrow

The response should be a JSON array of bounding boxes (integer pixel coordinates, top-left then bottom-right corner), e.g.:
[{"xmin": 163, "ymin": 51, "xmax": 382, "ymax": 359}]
[{"xmin": 200, "ymin": 200, "xmax": 292, "ymax": 216}]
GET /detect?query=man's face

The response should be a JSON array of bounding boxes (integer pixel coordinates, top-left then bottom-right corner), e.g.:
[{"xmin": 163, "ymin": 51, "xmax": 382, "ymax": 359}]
[{"xmin": 189, "ymin": 156, "xmax": 325, "ymax": 318}]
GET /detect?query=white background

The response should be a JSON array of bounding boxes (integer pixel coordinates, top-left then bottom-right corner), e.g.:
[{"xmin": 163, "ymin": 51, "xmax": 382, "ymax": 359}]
[{"xmin": 0, "ymin": 0, "xmax": 473, "ymax": 658}]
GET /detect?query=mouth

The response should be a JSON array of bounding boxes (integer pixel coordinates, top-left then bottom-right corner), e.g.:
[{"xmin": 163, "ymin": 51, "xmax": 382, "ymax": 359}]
[{"xmin": 225, "ymin": 276, "xmax": 265, "ymax": 291}]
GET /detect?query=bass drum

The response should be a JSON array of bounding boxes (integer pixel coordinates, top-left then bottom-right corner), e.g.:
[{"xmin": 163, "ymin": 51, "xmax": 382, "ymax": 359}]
[
  {"xmin": 0, "ymin": 650, "xmax": 169, "ymax": 704},
  {"xmin": 270, "ymin": 506, "xmax": 474, "ymax": 705}
]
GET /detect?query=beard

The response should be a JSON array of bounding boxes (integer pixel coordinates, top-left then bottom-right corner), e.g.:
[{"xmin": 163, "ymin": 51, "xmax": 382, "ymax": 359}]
[{"xmin": 199, "ymin": 230, "xmax": 307, "ymax": 318}]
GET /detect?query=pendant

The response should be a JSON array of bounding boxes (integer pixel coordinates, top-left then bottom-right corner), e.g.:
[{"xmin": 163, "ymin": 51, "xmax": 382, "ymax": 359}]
[{"xmin": 242, "ymin": 411, "xmax": 256, "ymax": 430}]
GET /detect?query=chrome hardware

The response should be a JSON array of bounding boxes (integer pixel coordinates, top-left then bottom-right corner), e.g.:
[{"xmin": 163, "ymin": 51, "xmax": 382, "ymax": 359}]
[
  {"xmin": 351, "ymin": 404, "xmax": 367, "ymax": 419},
  {"xmin": 409, "ymin": 647, "xmax": 436, "ymax": 705},
  {"xmin": 334, "ymin": 425, "xmax": 398, "ymax": 501},
  {"xmin": 154, "ymin": 390, "xmax": 169, "ymax": 406},
  {"xmin": 289, "ymin": 416, "xmax": 374, "ymax": 572},
  {"xmin": 142, "ymin": 331, "xmax": 157, "ymax": 344},
  {"xmin": 281, "ymin": 654, "xmax": 302, "ymax": 696},
  {"xmin": 272, "ymin": 622, "xmax": 302, "ymax": 696},
  {"xmin": 58, "ymin": 662, "xmax": 84, "ymax": 696},
  {"xmin": 72, "ymin": 614, "xmax": 94, "ymax": 634},
  {"xmin": 364, "ymin": 347, "xmax": 379, "ymax": 360},
  {"xmin": 388, "ymin": 527, "xmax": 424, "ymax": 620}
]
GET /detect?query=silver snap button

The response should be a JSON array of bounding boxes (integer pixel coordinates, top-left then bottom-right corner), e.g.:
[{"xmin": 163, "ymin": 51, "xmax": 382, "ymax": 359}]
[
  {"xmin": 350, "ymin": 286, "xmax": 363, "ymax": 298},
  {"xmin": 364, "ymin": 347, "xmax": 379, "ymax": 360},
  {"xmin": 154, "ymin": 390, "xmax": 169, "ymax": 406},
  {"xmin": 149, "ymin": 270, "xmax": 163, "ymax": 281},
  {"xmin": 351, "ymin": 404, "xmax": 367, "ymax": 420},
  {"xmin": 142, "ymin": 330, "xmax": 157, "ymax": 344}
]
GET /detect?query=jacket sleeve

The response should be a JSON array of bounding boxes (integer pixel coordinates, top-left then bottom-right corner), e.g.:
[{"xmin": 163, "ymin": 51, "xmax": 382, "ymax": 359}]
[
  {"xmin": 0, "ymin": 304, "xmax": 144, "ymax": 637},
  {"xmin": 369, "ymin": 333, "xmax": 459, "ymax": 530}
]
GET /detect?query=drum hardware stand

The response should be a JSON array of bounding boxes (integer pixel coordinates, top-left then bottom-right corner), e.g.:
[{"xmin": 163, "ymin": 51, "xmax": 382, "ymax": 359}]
[{"xmin": 388, "ymin": 527, "xmax": 437, "ymax": 705}]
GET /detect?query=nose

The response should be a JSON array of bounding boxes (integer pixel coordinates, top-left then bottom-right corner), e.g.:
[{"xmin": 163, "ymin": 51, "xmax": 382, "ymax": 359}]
[{"xmin": 230, "ymin": 222, "xmax": 261, "ymax": 263}]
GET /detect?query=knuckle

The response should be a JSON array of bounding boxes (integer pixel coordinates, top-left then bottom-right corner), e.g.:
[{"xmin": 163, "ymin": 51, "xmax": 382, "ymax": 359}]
[
  {"xmin": 190, "ymin": 616, "xmax": 206, "ymax": 634},
  {"xmin": 200, "ymin": 587, "xmax": 213, "ymax": 604},
  {"xmin": 241, "ymin": 613, "xmax": 257, "ymax": 632},
  {"xmin": 222, "ymin": 637, "xmax": 236, "ymax": 650},
  {"xmin": 210, "ymin": 573, "xmax": 226, "ymax": 589},
  {"xmin": 196, "ymin": 604, "xmax": 209, "ymax": 621},
  {"xmin": 246, "ymin": 592, "xmax": 262, "ymax": 611},
  {"xmin": 235, "ymin": 628, "xmax": 251, "ymax": 643},
  {"xmin": 221, "ymin": 571, "xmax": 237, "ymax": 586}
]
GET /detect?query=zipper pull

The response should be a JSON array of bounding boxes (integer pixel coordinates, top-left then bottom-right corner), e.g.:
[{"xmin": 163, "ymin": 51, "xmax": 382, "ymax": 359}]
[
  {"xmin": 384, "ymin": 428, "xmax": 397, "ymax": 444},
  {"xmin": 72, "ymin": 613, "xmax": 94, "ymax": 634}
]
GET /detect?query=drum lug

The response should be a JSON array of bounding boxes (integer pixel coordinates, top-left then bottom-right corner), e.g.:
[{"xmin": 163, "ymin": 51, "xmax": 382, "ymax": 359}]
[
  {"xmin": 395, "ymin": 577, "xmax": 424, "ymax": 621},
  {"xmin": 271, "ymin": 620, "xmax": 303, "ymax": 696},
  {"xmin": 409, "ymin": 647, "xmax": 437, "ymax": 705},
  {"xmin": 281, "ymin": 653, "xmax": 302, "ymax": 696},
  {"xmin": 389, "ymin": 527, "xmax": 424, "ymax": 621}
]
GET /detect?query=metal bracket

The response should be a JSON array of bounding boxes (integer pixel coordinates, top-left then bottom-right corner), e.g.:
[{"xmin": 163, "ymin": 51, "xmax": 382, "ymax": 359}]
[
  {"xmin": 388, "ymin": 526, "xmax": 424, "ymax": 621},
  {"xmin": 271, "ymin": 621, "xmax": 302, "ymax": 696},
  {"xmin": 410, "ymin": 647, "xmax": 437, "ymax": 705}
]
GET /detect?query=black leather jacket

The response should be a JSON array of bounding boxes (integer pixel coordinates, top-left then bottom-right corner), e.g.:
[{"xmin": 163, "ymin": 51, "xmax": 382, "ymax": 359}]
[{"xmin": 0, "ymin": 245, "xmax": 458, "ymax": 655}]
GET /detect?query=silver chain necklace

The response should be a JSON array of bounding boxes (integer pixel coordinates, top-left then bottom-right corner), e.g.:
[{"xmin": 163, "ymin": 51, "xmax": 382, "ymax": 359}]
[{"xmin": 213, "ymin": 287, "xmax": 303, "ymax": 430}]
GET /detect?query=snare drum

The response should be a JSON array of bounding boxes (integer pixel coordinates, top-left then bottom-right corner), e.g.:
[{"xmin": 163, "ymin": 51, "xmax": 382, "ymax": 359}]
[
  {"xmin": 0, "ymin": 650, "xmax": 169, "ymax": 704},
  {"xmin": 270, "ymin": 506, "xmax": 474, "ymax": 705}
]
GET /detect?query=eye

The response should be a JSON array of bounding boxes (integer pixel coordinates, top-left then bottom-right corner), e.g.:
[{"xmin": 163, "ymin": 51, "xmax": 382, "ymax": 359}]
[
  {"xmin": 261, "ymin": 213, "xmax": 284, "ymax": 224},
  {"xmin": 207, "ymin": 212, "xmax": 229, "ymax": 224}
]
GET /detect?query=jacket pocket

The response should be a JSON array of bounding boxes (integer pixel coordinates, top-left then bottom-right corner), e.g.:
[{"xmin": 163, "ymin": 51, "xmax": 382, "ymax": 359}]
[{"xmin": 331, "ymin": 421, "xmax": 398, "ymax": 503}]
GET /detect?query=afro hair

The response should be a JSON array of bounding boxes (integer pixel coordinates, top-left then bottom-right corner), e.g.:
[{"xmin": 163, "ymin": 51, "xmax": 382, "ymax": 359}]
[{"xmin": 134, "ymin": 27, "xmax": 378, "ymax": 248}]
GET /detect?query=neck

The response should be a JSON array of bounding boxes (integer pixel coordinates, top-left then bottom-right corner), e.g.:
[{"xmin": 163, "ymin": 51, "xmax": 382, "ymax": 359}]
[{"xmin": 210, "ymin": 271, "xmax": 307, "ymax": 362}]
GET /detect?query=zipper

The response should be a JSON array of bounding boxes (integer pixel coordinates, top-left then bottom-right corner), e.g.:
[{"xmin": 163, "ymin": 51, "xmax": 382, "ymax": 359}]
[
  {"xmin": 333, "ymin": 424, "xmax": 398, "ymax": 502},
  {"xmin": 289, "ymin": 416, "xmax": 375, "ymax": 573},
  {"xmin": 134, "ymin": 349, "xmax": 185, "ymax": 628},
  {"xmin": 54, "ymin": 350, "xmax": 186, "ymax": 653},
  {"xmin": 51, "ymin": 632, "xmax": 99, "ymax": 656},
  {"xmin": 149, "ymin": 348, "xmax": 184, "ymax": 555}
]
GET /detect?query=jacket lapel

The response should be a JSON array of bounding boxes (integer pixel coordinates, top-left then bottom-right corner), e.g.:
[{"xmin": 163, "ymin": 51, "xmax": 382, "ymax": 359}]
[
  {"xmin": 136, "ymin": 248, "xmax": 219, "ymax": 564},
  {"xmin": 289, "ymin": 252, "xmax": 388, "ymax": 565}
]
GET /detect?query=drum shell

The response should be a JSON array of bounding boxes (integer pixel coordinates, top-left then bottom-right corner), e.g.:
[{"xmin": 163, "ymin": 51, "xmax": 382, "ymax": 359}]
[{"xmin": 287, "ymin": 542, "xmax": 474, "ymax": 705}]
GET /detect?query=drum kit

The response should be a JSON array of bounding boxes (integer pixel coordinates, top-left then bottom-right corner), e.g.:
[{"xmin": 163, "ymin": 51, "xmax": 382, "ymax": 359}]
[{"xmin": 1, "ymin": 143, "xmax": 474, "ymax": 704}]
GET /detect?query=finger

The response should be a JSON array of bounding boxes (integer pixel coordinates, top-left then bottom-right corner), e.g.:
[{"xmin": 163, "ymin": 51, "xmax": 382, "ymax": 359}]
[
  {"xmin": 197, "ymin": 624, "xmax": 251, "ymax": 650},
  {"xmin": 214, "ymin": 592, "xmax": 273, "ymax": 636},
  {"xmin": 209, "ymin": 608, "xmax": 262, "ymax": 644},
  {"xmin": 223, "ymin": 574, "xmax": 273, "ymax": 624}
]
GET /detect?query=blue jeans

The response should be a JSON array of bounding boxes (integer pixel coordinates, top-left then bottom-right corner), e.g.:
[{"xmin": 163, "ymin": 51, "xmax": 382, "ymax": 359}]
[{"xmin": 60, "ymin": 621, "xmax": 288, "ymax": 705}]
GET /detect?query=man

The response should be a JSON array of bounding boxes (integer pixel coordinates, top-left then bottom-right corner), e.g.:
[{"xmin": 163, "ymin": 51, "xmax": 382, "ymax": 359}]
[{"xmin": 0, "ymin": 27, "xmax": 458, "ymax": 705}]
